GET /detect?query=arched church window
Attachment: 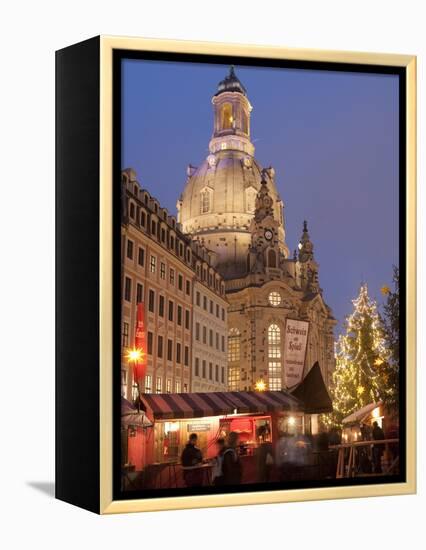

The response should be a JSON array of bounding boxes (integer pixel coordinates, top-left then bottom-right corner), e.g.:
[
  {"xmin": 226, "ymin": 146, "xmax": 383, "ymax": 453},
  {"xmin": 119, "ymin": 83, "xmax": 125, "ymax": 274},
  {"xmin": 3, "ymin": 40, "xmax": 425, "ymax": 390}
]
[
  {"xmin": 221, "ymin": 103, "xmax": 233, "ymax": 130},
  {"xmin": 200, "ymin": 189, "xmax": 211, "ymax": 214},
  {"xmin": 268, "ymin": 324, "xmax": 282, "ymax": 390},
  {"xmin": 268, "ymin": 249, "xmax": 277, "ymax": 268}
]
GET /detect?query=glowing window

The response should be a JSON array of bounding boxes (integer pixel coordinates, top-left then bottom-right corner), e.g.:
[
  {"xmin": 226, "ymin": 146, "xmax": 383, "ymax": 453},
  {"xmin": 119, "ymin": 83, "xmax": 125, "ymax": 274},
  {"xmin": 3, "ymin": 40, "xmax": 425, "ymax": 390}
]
[
  {"xmin": 221, "ymin": 103, "xmax": 233, "ymax": 130},
  {"xmin": 268, "ymin": 324, "xmax": 282, "ymax": 390},
  {"xmin": 228, "ymin": 365, "xmax": 240, "ymax": 391},
  {"xmin": 228, "ymin": 328, "xmax": 240, "ymax": 362},
  {"xmin": 268, "ymin": 291, "xmax": 281, "ymax": 306}
]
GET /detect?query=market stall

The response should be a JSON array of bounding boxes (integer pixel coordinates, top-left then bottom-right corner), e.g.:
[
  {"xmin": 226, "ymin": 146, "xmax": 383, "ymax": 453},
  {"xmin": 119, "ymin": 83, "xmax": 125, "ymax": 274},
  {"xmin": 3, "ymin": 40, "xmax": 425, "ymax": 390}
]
[{"xmin": 138, "ymin": 389, "xmax": 304, "ymax": 466}]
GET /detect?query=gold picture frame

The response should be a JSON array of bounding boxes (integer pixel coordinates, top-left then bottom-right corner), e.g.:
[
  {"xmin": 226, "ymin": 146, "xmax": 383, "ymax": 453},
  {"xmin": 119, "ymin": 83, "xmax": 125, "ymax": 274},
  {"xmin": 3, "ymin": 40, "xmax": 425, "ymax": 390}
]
[{"xmin": 56, "ymin": 35, "xmax": 416, "ymax": 514}]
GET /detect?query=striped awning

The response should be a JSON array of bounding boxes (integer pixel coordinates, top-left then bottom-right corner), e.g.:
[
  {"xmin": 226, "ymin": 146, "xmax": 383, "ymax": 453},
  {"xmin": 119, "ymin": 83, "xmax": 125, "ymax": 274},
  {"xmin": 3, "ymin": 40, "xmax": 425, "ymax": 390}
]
[{"xmin": 139, "ymin": 390, "xmax": 302, "ymax": 421}]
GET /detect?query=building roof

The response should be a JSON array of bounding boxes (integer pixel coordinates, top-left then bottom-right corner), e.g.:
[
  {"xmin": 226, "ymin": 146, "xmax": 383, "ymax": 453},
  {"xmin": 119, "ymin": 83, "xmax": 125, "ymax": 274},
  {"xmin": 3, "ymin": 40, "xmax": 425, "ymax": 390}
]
[
  {"xmin": 139, "ymin": 389, "xmax": 302, "ymax": 421},
  {"xmin": 215, "ymin": 66, "xmax": 247, "ymax": 96},
  {"xmin": 121, "ymin": 397, "xmax": 153, "ymax": 428},
  {"xmin": 342, "ymin": 401, "xmax": 383, "ymax": 425},
  {"xmin": 291, "ymin": 362, "xmax": 333, "ymax": 414}
]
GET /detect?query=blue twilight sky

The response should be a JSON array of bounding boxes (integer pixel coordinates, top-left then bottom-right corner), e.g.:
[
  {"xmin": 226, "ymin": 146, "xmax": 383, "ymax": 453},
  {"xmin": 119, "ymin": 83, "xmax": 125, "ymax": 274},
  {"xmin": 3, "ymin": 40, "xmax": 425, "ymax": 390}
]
[{"xmin": 122, "ymin": 59, "xmax": 399, "ymax": 334}]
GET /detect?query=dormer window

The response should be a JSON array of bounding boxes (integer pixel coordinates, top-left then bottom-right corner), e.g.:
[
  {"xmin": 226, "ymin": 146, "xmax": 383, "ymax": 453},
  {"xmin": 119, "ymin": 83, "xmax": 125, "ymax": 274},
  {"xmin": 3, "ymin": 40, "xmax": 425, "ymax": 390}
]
[
  {"xmin": 200, "ymin": 188, "xmax": 212, "ymax": 214},
  {"xmin": 129, "ymin": 202, "xmax": 135, "ymax": 219}
]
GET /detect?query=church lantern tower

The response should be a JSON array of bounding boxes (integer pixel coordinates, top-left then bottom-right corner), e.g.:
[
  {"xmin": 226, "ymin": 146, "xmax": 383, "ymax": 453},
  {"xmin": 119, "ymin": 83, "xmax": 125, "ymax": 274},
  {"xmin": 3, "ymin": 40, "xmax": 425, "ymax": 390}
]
[{"xmin": 208, "ymin": 66, "xmax": 255, "ymax": 157}]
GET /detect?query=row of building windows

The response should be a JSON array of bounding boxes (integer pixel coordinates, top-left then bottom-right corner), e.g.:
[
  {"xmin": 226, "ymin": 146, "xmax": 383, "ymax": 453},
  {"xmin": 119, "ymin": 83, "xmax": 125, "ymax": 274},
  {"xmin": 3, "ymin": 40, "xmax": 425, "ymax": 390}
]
[
  {"xmin": 126, "ymin": 240, "xmax": 192, "ymax": 295},
  {"xmin": 195, "ymin": 323, "xmax": 225, "ymax": 352},
  {"xmin": 122, "ymin": 325, "xmax": 190, "ymax": 366},
  {"xmin": 123, "ymin": 282, "xmax": 191, "ymax": 329},
  {"xmin": 195, "ymin": 290, "xmax": 226, "ymax": 320},
  {"xmin": 194, "ymin": 264, "xmax": 224, "ymax": 294},
  {"xmin": 124, "ymin": 179, "xmax": 226, "ymax": 297},
  {"xmin": 127, "ymin": 196, "xmax": 192, "ymax": 266},
  {"xmin": 143, "ymin": 374, "xmax": 188, "ymax": 394},
  {"xmin": 194, "ymin": 358, "xmax": 225, "ymax": 384}
]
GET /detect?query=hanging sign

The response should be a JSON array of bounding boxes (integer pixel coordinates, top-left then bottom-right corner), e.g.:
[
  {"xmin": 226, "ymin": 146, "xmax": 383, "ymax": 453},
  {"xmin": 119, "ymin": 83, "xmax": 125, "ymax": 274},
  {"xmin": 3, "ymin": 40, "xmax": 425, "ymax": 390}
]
[
  {"xmin": 133, "ymin": 303, "xmax": 147, "ymax": 383},
  {"xmin": 283, "ymin": 319, "xmax": 309, "ymax": 388}
]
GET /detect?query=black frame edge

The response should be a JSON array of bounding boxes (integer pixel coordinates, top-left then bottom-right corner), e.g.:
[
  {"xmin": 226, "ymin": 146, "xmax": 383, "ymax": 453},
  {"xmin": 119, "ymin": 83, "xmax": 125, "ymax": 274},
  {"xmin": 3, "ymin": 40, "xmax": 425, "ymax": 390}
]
[{"xmin": 55, "ymin": 36, "xmax": 101, "ymax": 514}]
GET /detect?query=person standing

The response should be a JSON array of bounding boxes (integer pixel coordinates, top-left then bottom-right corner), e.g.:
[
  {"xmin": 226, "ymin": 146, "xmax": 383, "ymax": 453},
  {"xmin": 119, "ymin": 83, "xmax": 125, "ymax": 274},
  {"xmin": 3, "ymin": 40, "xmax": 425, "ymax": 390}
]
[
  {"xmin": 181, "ymin": 433, "xmax": 203, "ymax": 487},
  {"xmin": 372, "ymin": 421, "xmax": 385, "ymax": 474},
  {"xmin": 222, "ymin": 432, "xmax": 242, "ymax": 485},
  {"xmin": 256, "ymin": 425, "xmax": 274, "ymax": 483},
  {"xmin": 211, "ymin": 438, "xmax": 226, "ymax": 486}
]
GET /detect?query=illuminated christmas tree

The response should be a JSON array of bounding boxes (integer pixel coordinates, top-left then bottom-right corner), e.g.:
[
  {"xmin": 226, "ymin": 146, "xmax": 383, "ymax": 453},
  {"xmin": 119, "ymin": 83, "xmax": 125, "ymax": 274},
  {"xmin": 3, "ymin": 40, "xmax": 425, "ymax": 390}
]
[{"xmin": 328, "ymin": 284, "xmax": 391, "ymax": 427}]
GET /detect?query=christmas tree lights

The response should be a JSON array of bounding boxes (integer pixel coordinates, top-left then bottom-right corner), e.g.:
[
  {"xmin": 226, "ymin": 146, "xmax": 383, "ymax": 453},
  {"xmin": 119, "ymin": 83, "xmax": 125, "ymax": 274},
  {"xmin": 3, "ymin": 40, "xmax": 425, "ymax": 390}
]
[{"xmin": 326, "ymin": 283, "xmax": 395, "ymax": 427}]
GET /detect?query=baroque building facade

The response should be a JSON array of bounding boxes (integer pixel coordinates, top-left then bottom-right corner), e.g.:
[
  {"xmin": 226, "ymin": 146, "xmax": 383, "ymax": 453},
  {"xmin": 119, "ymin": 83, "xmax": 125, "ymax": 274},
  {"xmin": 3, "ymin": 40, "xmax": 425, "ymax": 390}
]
[
  {"xmin": 121, "ymin": 169, "xmax": 228, "ymax": 399},
  {"xmin": 178, "ymin": 67, "xmax": 336, "ymax": 392}
]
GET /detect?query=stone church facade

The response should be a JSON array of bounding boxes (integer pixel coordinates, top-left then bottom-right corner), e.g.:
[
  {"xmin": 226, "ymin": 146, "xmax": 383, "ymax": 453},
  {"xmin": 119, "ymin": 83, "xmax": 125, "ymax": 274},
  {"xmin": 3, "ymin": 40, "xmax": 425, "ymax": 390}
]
[{"xmin": 178, "ymin": 67, "xmax": 336, "ymax": 391}]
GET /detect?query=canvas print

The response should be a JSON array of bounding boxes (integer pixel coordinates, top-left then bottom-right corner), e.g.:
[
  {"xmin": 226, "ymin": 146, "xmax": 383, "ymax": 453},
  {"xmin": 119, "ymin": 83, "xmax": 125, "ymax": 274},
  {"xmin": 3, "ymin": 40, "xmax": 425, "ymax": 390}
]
[{"xmin": 118, "ymin": 58, "xmax": 402, "ymax": 496}]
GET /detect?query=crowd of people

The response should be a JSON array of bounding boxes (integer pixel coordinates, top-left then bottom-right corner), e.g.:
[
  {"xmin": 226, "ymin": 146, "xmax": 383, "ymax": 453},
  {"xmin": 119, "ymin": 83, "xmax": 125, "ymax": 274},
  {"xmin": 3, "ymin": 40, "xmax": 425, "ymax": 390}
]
[
  {"xmin": 181, "ymin": 432, "xmax": 242, "ymax": 487},
  {"xmin": 180, "ymin": 421, "xmax": 393, "ymax": 488}
]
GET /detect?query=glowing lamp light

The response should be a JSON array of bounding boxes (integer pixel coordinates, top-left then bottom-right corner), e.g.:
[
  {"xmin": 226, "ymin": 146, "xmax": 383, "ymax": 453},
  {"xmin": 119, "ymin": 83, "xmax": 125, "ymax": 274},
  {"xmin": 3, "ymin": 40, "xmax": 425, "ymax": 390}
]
[
  {"xmin": 127, "ymin": 348, "xmax": 143, "ymax": 362},
  {"xmin": 372, "ymin": 407, "xmax": 381, "ymax": 419},
  {"xmin": 255, "ymin": 379, "xmax": 267, "ymax": 392},
  {"xmin": 288, "ymin": 416, "xmax": 296, "ymax": 427},
  {"xmin": 165, "ymin": 422, "xmax": 179, "ymax": 433}
]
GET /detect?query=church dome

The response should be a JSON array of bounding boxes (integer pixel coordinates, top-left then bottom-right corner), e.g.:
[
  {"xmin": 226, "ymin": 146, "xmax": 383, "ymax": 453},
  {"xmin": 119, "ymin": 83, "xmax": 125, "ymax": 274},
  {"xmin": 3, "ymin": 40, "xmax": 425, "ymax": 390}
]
[
  {"xmin": 179, "ymin": 149, "xmax": 283, "ymax": 233},
  {"xmin": 177, "ymin": 67, "xmax": 289, "ymax": 279}
]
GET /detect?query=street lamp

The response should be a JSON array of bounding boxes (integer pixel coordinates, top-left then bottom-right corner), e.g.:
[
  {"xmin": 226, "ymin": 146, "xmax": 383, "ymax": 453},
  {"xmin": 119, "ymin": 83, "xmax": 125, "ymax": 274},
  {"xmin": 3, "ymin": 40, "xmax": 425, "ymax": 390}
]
[
  {"xmin": 126, "ymin": 348, "xmax": 142, "ymax": 363},
  {"xmin": 126, "ymin": 348, "xmax": 144, "ymax": 408},
  {"xmin": 255, "ymin": 379, "xmax": 267, "ymax": 392}
]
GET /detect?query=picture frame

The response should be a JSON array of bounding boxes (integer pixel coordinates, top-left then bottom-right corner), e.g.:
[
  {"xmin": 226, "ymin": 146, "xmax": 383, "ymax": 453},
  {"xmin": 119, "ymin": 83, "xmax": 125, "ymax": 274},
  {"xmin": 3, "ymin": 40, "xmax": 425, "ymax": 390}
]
[{"xmin": 56, "ymin": 35, "xmax": 416, "ymax": 514}]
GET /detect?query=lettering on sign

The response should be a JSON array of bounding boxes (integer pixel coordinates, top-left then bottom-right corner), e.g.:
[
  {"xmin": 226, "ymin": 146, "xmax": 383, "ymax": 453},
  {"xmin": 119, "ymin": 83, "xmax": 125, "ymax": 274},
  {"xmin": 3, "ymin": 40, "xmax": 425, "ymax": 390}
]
[
  {"xmin": 187, "ymin": 423, "xmax": 211, "ymax": 432},
  {"xmin": 283, "ymin": 319, "xmax": 309, "ymax": 388}
]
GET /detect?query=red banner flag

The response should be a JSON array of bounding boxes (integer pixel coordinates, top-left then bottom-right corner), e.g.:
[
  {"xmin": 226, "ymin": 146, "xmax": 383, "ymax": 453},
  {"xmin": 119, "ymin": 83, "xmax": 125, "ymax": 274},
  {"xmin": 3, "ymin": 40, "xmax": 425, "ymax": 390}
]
[{"xmin": 133, "ymin": 303, "xmax": 147, "ymax": 384}]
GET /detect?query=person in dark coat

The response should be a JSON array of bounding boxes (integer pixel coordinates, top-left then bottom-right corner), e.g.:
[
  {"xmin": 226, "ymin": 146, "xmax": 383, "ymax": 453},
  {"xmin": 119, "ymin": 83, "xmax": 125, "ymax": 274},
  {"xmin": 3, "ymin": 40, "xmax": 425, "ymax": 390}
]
[
  {"xmin": 211, "ymin": 438, "xmax": 226, "ymax": 486},
  {"xmin": 316, "ymin": 430, "xmax": 329, "ymax": 452},
  {"xmin": 372, "ymin": 421, "xmax": 385, "ymax": 474},
  {"xmin": 222, "ymin": 432, "xmax": 242, "ymax": 485},
  {"xmin": 181, "ymin": 433, "xmax": 203, "ymax": 487},
  {"xmin": 256, "ymin": 425, "xmax": 274, "ymax": 483}
]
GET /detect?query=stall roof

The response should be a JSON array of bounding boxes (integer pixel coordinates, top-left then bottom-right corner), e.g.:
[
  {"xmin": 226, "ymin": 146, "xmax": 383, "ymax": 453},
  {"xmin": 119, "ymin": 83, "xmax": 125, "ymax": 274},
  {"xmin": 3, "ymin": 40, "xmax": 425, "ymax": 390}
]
[
  {"xmin": 291, "ymin": 362, "xmax": 333, "ymax": 414},
  {"xmin": 342, "ymin": 401, "xmax": 382, "ymax": 425},
  {"xmin": 121, "ymin": 396, "xmax": 153, "ymax": 428},
  {"xmin": 139, "ymin": 389, "xmax": 302, "ymax": 421}
]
